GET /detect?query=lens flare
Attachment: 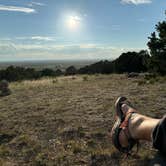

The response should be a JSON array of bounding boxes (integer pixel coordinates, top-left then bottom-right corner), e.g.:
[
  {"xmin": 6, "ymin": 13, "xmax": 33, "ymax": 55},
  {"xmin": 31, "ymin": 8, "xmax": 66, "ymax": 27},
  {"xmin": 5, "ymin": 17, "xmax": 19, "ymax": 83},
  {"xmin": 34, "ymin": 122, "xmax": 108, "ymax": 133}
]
[{"xmin": 66, "ymin": 15, "xmax": 81, "ymax": 30}]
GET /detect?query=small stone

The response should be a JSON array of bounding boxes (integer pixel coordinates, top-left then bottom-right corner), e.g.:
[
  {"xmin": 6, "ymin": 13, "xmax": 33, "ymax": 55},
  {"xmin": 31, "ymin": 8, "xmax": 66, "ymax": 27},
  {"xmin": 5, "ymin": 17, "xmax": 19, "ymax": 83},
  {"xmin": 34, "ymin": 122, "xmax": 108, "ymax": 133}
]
[{"xmin": 0, "ymin": 80, "xmax": 11, "ymax": 97}]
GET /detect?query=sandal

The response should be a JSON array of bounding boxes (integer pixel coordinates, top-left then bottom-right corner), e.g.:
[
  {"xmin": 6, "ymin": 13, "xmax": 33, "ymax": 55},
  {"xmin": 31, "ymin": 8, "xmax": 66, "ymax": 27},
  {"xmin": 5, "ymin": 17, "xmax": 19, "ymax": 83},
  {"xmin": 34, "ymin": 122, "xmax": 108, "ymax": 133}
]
[{"xmin": 111, "ymin": 97, "xmax": 139, "ymax": 155}]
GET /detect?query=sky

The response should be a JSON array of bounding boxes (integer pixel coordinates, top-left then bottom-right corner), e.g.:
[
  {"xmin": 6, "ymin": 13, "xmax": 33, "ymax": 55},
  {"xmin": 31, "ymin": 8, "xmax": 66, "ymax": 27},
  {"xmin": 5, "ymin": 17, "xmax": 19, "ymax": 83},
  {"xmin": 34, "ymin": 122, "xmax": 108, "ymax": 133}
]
[{"xmin": 0, "ymin": 0, "xmax": 165, "ymax": 61}]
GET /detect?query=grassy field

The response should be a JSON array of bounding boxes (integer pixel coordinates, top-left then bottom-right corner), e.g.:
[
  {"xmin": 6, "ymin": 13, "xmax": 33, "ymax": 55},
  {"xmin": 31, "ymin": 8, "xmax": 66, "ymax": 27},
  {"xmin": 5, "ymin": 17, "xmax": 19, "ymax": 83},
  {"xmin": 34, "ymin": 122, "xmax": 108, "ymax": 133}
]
[{"xmin": 0, "ymin": 74, "xmax": 166, "ymax": 166}]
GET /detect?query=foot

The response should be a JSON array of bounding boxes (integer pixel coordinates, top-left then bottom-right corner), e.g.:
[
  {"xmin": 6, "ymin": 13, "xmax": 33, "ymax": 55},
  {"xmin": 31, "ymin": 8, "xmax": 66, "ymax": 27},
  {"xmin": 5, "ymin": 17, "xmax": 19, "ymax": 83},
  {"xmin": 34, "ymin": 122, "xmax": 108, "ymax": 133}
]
[
  {"xmin": 119, "ymin": 103, "xmax": 138, "ymax": 147},
  {"xmin": 121, "ymin": 103, "xmax": 137, "ymax": 116},
  {"xmin": 111, "ymin": 97, "xmax": 138, "ymax": 154},
  {"xmin": 115, "ymin": 96, "xmax": 127, "ymax": 121}
]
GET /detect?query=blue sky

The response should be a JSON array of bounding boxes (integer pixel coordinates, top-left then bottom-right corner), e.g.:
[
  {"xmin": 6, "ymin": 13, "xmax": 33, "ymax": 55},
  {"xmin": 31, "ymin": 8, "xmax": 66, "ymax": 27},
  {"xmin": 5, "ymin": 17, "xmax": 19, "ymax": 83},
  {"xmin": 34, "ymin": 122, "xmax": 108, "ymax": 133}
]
[{"xmin": 0, "ymin": 0, "xmax": 165, "ymax": 61}]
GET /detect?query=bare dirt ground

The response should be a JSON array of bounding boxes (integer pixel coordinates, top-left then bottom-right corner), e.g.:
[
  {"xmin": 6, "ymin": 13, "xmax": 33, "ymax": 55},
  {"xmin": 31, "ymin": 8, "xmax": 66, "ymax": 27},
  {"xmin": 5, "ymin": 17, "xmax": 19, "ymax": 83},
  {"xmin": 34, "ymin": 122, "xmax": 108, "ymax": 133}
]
[{"xmin": 0, "ymin": 74, "xmax": 166, "ymax": 166}]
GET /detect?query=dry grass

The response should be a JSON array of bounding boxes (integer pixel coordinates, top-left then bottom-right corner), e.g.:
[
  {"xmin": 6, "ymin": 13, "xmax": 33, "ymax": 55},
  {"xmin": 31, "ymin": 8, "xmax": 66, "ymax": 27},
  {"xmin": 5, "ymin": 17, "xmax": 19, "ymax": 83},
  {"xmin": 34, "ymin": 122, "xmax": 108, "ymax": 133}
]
[{"xmin": 0, "ymin": 74, "xmax": 166, "ymax": 165}]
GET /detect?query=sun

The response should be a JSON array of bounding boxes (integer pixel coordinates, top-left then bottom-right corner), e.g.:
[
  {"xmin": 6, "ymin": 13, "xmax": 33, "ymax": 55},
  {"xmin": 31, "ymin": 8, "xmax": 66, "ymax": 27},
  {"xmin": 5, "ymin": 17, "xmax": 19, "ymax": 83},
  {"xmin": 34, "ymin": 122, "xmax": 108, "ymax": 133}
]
[{"xmin": 66, "ymin": 15, "xmax": 81, "ymax": 30}]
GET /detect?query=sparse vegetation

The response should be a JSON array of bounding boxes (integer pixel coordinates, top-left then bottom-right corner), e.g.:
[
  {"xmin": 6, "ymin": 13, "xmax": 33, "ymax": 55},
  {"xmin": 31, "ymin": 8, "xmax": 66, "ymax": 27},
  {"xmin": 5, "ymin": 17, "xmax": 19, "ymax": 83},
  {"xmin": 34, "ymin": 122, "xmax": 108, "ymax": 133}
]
[
  {"xmin": 0, "ymin": 74, "xmax": 166, "ymax": 165},
  {"xmin": 83, "ymin": 76, "xmax": 88, "ymax": 81}
]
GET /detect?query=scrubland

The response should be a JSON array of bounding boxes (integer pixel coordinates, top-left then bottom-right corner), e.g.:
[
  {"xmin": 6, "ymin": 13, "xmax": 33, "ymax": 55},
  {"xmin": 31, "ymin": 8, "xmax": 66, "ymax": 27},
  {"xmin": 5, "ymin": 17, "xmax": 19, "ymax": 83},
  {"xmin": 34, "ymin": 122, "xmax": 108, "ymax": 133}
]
[{"xmin": 0, "ymin": 74, "xmax": 166, "ymax": 166}]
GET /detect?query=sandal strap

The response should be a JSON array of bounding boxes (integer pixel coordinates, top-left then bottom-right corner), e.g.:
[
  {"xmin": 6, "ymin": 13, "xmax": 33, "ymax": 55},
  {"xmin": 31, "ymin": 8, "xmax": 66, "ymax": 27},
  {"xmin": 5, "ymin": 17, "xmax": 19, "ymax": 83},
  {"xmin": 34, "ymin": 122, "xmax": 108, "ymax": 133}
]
[
  {"xmin": 120, "ymin": 110, "xmax": 137, "ymax": 140},
  {"xmin": 112, "ymin": 97, "xmax": 139, "ymax": 154},
  {"xmin": 117, "ymin": 110, "xmax": 139, "ymax": 155}
]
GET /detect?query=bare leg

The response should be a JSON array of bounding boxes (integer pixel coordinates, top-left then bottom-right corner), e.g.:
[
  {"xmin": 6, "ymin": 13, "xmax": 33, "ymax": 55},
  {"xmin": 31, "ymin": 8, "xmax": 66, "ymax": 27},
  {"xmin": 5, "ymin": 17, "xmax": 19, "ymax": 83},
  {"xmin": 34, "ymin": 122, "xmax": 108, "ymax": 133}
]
[{"xmin": 119, "ymin": 104, "xmax": 160, "ymax": 147}]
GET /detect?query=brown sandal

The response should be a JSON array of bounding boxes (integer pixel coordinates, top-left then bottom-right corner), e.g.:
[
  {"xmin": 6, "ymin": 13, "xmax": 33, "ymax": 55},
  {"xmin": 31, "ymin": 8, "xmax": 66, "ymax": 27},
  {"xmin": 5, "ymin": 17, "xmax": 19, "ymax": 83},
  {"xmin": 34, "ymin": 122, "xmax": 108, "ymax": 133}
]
[{"xmin": 111, "ymin": 97, "xmax": 139, "ymax": 155}]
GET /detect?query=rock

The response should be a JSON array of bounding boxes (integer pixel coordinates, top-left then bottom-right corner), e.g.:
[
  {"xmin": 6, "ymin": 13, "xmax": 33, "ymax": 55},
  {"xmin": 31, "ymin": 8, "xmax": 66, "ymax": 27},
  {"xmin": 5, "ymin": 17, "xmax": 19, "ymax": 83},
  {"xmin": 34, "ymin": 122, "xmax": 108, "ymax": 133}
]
[
  {"xmin": 126, "ymin": 72, "xmax": 139, "ymax": 78},
  {"xmin": 0, "ymin": 80, "xmax": 11, "ymax": 96}
]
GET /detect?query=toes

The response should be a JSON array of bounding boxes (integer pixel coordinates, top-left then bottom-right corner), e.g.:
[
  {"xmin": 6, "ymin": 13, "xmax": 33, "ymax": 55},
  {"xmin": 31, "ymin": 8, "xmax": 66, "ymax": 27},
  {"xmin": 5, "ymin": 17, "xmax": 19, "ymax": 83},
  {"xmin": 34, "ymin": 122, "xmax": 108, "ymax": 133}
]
[{"xmin": 121, "ymin": 104, "xmax": 129, "ymax": 114}]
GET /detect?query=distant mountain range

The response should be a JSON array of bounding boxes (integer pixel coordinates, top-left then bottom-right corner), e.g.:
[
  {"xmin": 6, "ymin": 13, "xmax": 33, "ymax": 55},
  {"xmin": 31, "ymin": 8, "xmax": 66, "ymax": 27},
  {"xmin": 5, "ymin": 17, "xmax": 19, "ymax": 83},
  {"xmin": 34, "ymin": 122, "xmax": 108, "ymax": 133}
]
[{"xmin": 0, "ymin": 59, "xmax": 110, "ymax": 70}]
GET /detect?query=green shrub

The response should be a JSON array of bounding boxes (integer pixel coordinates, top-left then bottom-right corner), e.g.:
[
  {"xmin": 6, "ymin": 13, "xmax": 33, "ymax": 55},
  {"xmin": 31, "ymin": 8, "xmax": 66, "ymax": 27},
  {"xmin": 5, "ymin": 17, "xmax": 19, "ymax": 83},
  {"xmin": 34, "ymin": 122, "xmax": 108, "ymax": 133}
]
[{"xmin": 83, "ymin": 76, "xmax": 88, "ymax": 81}]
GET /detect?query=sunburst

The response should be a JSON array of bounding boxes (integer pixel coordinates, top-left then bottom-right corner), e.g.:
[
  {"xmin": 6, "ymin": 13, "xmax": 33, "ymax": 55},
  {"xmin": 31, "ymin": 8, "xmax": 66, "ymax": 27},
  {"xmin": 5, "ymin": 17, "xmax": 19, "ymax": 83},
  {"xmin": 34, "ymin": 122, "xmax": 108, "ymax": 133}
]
[{"xmin": 66, "ymin": 15, "xmax": 81, "ymax": 30}]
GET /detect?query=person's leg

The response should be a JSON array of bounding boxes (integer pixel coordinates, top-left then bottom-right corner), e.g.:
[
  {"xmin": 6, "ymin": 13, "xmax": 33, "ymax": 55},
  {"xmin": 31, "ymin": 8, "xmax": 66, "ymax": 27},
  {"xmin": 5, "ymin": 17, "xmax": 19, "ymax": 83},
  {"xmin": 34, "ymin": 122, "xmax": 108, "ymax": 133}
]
[
  {"xmin": 118, "ymin": 103, "xmax": 166, "ymax": 157},
  {"xmin": 119, "ymin": 104, "xmax": 160, "ymax": 144},
  {"xmin": 111, "ymin": 97, "xmax": 166, "ymax": 156},
  {"xmin": 118, "ymin": 103, "xmax": 166, "ymax": 165}
]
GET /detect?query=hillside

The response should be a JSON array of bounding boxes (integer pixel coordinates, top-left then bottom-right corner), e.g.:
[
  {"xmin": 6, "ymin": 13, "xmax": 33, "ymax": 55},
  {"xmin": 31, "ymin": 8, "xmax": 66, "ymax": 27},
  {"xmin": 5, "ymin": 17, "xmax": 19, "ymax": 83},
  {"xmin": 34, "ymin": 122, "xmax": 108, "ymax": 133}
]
[{"xmin": 0, "ymin": 74, "xmax": 166, "ymax": 166}]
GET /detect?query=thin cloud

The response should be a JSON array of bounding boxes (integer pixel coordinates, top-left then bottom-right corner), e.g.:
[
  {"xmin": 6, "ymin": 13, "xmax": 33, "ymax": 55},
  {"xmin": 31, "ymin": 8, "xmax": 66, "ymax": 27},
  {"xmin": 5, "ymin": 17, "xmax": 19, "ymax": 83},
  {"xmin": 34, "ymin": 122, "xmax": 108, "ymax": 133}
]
[
  {"xmin": 31, "ymin": 36, "xmax": 55, "ymax": 41},
  {"xmin": 0, "ymin": 5, "xmax": 36, "ymax": 13},
  {"xmin": 121, "ymin": 0, "xmax": 152, "ymax": 5},
  {"xmin": 68, "ymin": 16, "xmax": 82, "ymax": 23},
  {"xmin": 16, "ymin": 36, "xmax": 56, "ymax": 41},
  {"xmin": 27, "ymin": 2, "xmax": 45, "ymax": 7},
  {"xmin": 0, "ymin": 42, "xmax": 146, "ymax": 60}
]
